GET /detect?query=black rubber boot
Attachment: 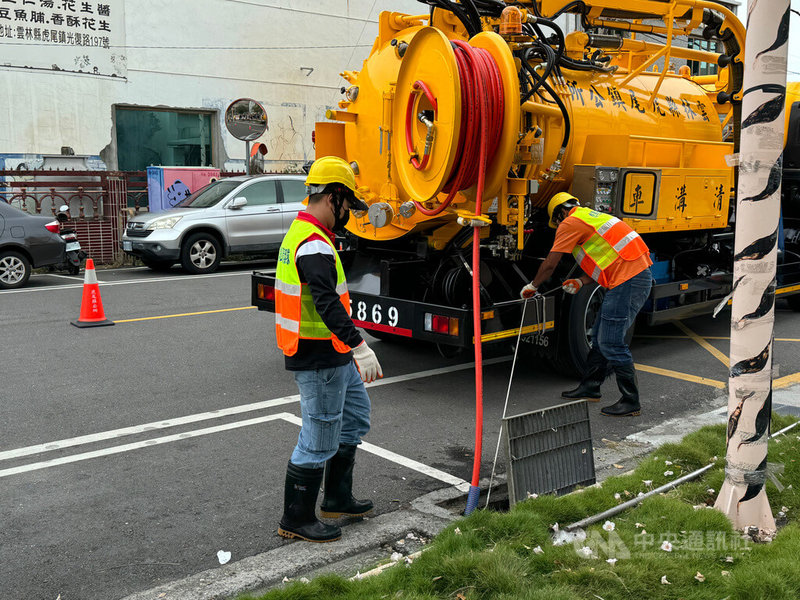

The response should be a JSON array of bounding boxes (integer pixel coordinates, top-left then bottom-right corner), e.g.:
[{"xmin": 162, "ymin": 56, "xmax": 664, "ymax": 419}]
[
  {"xmin": 601, "ymin": 363, "xmax": 641, "ymax": 417},
  {"xmin": 562, "ymin": 347, "xmax": 609, "ymax": 401},
  {"xmin": 278, "ymin": 462, "xmax": 342, "ymax": 542},
  {"xmin": 320, "ymin": 445, "xmax": 374, "ymax": 518}
]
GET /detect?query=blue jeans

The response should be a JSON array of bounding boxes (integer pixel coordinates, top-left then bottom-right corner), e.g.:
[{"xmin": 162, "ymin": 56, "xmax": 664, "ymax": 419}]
[
  {"xmin": 591, "ymin": 268, "xmax": 653, "ymax": 366},
  {"xmin": 290, "ymin": 361, "xmax": 371, "ymax": 469}
]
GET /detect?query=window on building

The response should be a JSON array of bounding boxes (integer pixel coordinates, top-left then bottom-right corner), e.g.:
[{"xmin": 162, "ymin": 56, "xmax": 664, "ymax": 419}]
[
  {"xmin": 115, "ymin": 107, "xmax": 213, "ymax": 171},
  {"xmin": 687, "ymin": 38, "xmax": 721, "ymax": 77}
]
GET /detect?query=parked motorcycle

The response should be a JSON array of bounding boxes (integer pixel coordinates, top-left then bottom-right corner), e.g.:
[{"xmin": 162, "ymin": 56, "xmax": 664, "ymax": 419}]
[{"xmin": 55, "ymin": 205, "xmax": 86, "ymax": 275}]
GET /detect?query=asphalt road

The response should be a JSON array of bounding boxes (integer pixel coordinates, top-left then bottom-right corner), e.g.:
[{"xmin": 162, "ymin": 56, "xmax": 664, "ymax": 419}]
[{"xmin": 2, "ymin": 262, "xmax": 799, "ymax": 600}]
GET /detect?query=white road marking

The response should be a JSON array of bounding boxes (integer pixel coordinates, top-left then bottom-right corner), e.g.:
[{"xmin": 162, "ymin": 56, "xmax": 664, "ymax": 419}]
[
  {"xmin": 2, "ymin": 270, "xmax": 272, "ymax": 294},
  {"xmin": 0, "ymin": 394, "xmax": 302, "ymax": 462},
  {"xmin": 0, "ymin": 413, "xmax": 290, "ymax": 479},
  {"xmin": 2, "ymin": 411, "xmax": 471, "ymax": 491},
  {"xmin": 281, "ymin": 414, "xmax": 470, "ymax": 490},
  {"xmin": 0, "ymin": 356, "xmax": 510, "ymax": 463},
  {"xmin": 45, "ymin": 274, "xmax": 85, "ymax": 281}
]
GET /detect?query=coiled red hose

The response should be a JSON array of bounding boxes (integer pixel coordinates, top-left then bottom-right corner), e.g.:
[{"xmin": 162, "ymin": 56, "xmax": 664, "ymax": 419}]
[{"xmin": 412, "ymin": 40, "xmax": 504, "ymax": 217}]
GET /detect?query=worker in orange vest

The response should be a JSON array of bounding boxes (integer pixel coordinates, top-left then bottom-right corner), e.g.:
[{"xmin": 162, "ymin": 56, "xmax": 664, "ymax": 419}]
[
  {"xmin": 275, "ymin": 157, "xmax": 382, "ymax": 542},
  {"xmin": 520, "ymin": 193, "xmax": 653, "ymax": 417}
]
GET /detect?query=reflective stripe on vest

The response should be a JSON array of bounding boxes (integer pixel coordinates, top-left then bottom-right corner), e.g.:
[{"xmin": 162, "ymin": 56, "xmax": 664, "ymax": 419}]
[
  {"xmin": 275, "ymin": 219, "xmax": 351, "ymax": 357},
  {"xmin": 569, "ymin": 207, "xmax": 648, "ymax": 287}
]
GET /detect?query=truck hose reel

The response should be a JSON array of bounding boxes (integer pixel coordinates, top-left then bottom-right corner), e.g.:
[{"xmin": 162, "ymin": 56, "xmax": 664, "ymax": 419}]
[{"xmin": 414, "ymin": 40, "xmax": 505, "ymax": 216}]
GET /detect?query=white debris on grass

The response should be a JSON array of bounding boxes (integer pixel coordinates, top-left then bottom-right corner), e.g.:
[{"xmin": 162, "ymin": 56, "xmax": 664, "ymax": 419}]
[
  {"xmin": 552, "ymin": 525, "xmax": 586, "ymax": 547},
  {"xmin": 660, "ymin": 541, "xmax": 673, "ymax": 552},
  {"xmin": 602, "ymin": 521, "xmax": 615, "ymax": 532}
]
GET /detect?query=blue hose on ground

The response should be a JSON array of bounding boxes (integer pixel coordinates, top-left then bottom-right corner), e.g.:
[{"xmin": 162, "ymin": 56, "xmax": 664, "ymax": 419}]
[{"xmin": 464, "ymin": 484, "xmax": 481, "ymax": 516}]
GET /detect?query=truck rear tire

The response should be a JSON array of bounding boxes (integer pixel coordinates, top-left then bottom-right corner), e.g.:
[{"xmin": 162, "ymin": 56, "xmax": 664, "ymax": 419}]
[{"xmin": 546, "ymin": 283, "xmax": 634, "ymax": 378}]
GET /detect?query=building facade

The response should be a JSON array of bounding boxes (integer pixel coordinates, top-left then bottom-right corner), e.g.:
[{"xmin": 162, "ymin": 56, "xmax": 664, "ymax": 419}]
[{"xmin": 0, "ymin": 0, "xmax": 420, "ymax": 173}]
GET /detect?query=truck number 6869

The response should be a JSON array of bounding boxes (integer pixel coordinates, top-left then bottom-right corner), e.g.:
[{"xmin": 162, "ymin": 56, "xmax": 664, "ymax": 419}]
[{"xmin": 352, "ymin": 300, "xmax": 399, "ymax": 327}]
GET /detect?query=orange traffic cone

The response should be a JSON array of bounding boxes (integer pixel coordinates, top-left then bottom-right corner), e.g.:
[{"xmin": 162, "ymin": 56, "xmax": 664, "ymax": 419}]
[{"xmin": 71, "ymin": 258, "xmax": 114, "ymax": 328}]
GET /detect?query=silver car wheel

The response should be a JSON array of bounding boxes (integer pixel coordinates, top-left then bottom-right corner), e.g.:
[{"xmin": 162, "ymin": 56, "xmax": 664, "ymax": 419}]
[
  {"xmin": 189, "ymin": 239, "xmax": 217, "ymax": 270},
  {"xmin": 0, "ymin": 255, "xmax": 27, "ymax": 285}
]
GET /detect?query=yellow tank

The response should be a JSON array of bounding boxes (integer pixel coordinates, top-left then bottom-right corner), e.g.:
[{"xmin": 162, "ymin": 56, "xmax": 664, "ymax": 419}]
[{"xmin": 318, "ymin": 2, "xmax": 743, "ymax": 248}]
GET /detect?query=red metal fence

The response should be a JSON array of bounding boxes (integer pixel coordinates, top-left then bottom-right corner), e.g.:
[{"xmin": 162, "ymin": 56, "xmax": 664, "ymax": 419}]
[
  {"xmin": 0, "ymin": 170, "xmax": 248, "ymax": 264},
  {"xmin": 0, "ymin": 170, "xmax": 147, "ymax": 264}
]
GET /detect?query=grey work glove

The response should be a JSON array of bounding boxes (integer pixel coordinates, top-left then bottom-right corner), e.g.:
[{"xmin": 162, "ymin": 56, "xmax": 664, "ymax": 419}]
[{"xmin": 352, "ymin": 341, "xmax": 383, "ymax": 383}]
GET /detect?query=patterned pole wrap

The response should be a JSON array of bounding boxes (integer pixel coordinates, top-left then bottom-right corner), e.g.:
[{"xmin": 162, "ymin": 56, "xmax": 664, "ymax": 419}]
[{"xmin": 713, "ymin": 0, "xmax": 790, "ymax": 532}]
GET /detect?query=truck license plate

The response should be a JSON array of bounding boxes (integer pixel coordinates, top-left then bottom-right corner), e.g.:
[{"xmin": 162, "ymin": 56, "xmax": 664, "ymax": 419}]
[
  {"xmin": 122, "ymin": 241, "xmax": 132, "ymax": 251},
  {"xmin": 350, "ymin": 296, "xmax": 412, "ymax": 337},
  {"xmin": 65, "ymin": 242, "xmax": 81, "ymax": 252}
]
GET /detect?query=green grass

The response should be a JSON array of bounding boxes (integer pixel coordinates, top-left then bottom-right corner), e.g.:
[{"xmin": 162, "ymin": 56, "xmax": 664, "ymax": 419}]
[{"xmin": 242, "ymin": 414, "xmax": 800, "ymax": 600}]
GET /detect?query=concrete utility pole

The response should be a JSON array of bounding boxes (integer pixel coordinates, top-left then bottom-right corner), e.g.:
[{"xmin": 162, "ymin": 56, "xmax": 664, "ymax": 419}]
[{"xmin": 714, "ymin": 0, "xmax": 790, "ymax": 532}]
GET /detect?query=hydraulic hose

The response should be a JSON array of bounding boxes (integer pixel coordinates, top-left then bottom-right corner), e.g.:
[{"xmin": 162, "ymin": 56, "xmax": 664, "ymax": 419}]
[{"xmin": 520, "ymin": 58, "xmax": 571, "ymax": 152}]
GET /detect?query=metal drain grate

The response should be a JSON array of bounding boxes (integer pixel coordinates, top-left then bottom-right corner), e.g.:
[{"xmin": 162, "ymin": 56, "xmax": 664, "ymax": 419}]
[{"xmin": 504, "ymin": 400, "xmax": 596, "ymax": 506}]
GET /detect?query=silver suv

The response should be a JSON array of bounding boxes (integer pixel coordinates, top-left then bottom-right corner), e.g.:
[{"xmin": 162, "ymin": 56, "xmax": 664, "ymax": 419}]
[{"xmin": 122, "ymin": 174, "xmax": 308, "ymax": 274}]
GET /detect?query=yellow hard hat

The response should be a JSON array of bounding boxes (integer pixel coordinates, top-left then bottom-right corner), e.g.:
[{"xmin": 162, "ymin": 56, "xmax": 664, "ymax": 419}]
[
  {"xmin": 304, "ymin": 156, "xmax": 368, "ymax": 210},
  {"xmin": 547, "ymin": 192, "xmax": 580, "ymax": 228}
]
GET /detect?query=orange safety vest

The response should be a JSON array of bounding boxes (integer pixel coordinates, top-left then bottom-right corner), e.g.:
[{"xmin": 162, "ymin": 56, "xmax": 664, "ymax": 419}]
[
  {"xmin": 568, "ymin": 207, "xmax": 649, "ymax": 288},
  {"xmin": 274, "ymin": 218, "xmax": 352, "ymax": 357}
]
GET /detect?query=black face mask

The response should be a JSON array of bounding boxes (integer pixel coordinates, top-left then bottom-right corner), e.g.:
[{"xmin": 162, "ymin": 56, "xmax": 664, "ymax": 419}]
[{"xmin": 331, "ymin": 189, "xmax": 351, "ymax": 233}]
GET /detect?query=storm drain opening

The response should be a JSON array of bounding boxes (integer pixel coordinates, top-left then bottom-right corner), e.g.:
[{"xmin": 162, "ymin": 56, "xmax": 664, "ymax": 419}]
[{"xmin": 504, "ymin": 399, "xmax": 596, "ymax": 507}]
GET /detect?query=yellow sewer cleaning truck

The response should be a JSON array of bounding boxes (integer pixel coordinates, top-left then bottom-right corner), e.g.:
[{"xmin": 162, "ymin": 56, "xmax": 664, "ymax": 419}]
[{"xmin": 254, "ymin": 0, "xmax": 800, "ymax": 375}]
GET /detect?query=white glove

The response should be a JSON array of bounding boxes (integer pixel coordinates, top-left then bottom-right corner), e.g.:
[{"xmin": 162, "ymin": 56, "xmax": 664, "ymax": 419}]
[
  {"xmin": 562, "ymin": 278, "xmax": 583, "ymax": 295},
  {"xmin": 520, "ymin": 282, "xmax": 539, "ymax": 299},
  {"xmin": 352, "ymin": 341, "xmax": 383, "ymax": 383}
]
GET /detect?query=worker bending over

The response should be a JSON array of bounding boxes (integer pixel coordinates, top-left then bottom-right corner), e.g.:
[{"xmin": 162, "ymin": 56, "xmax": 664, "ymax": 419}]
[
  {"xmin": 521, "ymin": 193, "xmax": 653, "ymax": 417},
  {"xmin": 275, "ymin": 156, "xmax": 382, "ymax": 542}
]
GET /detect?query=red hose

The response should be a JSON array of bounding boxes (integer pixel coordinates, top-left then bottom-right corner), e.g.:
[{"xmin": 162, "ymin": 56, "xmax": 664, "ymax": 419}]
[
  {"xmin": 413, "ymin": 41, "xmax": 504, "ymax": 217},
  {"xmin": 424, "ymin": 41, "xmax": 505, "ymax": 497},
  {"xmin": 406, "ymin": 41, "xmax": 505, "ymax": 506},
  {"xmin": 405, "ymin": 80, "xmax": 438, "ymax": 170}
]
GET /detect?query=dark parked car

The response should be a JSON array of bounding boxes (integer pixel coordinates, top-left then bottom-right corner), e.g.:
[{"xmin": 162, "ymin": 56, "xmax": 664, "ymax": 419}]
[{"xmin": 0, "ymin": 201, "xmax": 66, "ymax": 289}]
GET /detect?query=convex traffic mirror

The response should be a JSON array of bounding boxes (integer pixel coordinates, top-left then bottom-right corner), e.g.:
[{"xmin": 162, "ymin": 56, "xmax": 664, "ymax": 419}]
[{"xmin": 225, "ymin": 98, "xmax": 268, "ymax": 141}]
